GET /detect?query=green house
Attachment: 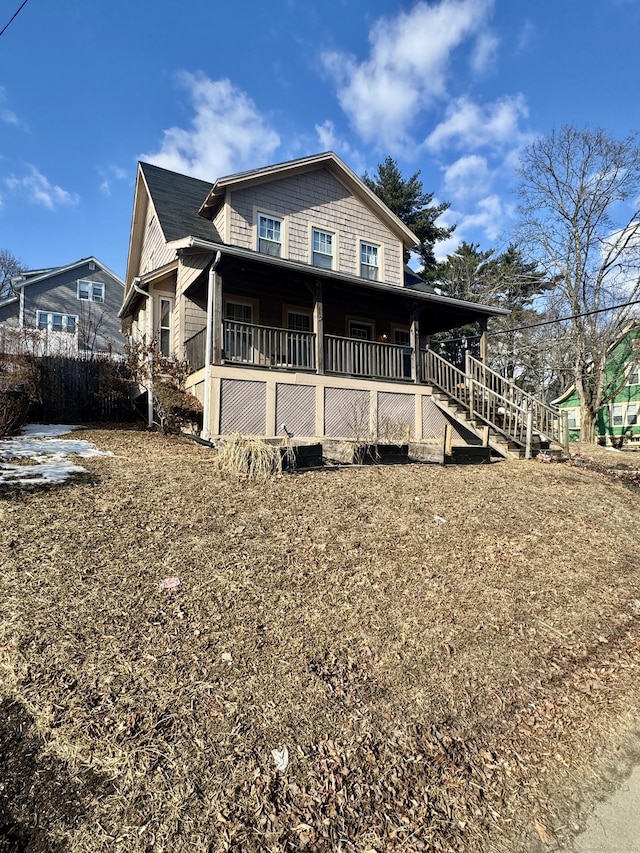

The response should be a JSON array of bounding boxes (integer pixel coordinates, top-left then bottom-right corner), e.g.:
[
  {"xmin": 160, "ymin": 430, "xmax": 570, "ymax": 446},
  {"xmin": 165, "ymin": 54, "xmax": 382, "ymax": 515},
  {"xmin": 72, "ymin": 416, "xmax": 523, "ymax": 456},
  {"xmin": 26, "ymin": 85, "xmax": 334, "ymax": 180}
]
[{"xmin": 553, "ymin": 322, "xmax": 640, "ymax": 443}]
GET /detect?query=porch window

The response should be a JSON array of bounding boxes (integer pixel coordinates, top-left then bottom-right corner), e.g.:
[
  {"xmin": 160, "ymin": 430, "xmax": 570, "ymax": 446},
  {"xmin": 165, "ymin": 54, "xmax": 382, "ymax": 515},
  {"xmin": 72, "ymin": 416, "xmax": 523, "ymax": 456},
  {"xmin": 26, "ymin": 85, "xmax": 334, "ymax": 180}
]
[
  {"xmin": 36, "ymin": 311, "xmax": 77, "ymax": 333},
  {"xmin": 393, "ymin": 328, "xmax": 412, "ymax": 378},
  {"xmin": 349, "ymin": 320, "xmax": 374, "ymax": 340},
  {"xmin": 312, "ymin": 229, "xmax": 333, "ymax": 269},
  {"xmin": 159, "ymin": 298, "xmax": 173, "ymax": 357},
  {"xmin": 612, "ymin": 404, "xmax": 624, "ymax": 427},
  {"xmin": 287, "ymin": 311, "xmax": 311, "ymax": 333},
  {"xmin": 360, "ymin": 242, "xmax": 379, "ymax": 280},
  {"xmin": 287, "ymin": 310, "xmax": 312, "ymax": 367},
  {"xmin": 77, "ymin": 279, "xmax": 105, "ymax": 303},
  {"xmin": 225, "ymin": 301, "xmax": 254, "ymax": 362},
  {"xmin": 627, "ymin": 403, "xmax": 638, "ymax": 426},
  {"xmin": 258, "ymin": 214, "xmax": 282, "ymax": 257}
]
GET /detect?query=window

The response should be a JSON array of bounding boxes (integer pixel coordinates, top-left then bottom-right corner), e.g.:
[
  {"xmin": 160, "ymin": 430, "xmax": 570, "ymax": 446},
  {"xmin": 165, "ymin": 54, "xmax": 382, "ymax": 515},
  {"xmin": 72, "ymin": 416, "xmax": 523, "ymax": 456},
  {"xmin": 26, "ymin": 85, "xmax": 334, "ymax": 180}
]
[
  {"xmin": 258, "ymin": 214, "xmax": 282, "ymax": 256},
  {"xmin": 627, "ymin": 362, "xmax": 639, "ymax": 386},
  {"xmin": 627, "ymin": 403, "xmax": 638, "ymax": 426},
  {"xmin": 349, "ymin": 320, "xmax": 373, "ymax": 340},
  {"xmin": 286, "ymin": 310, "xmax": 312, "ymax": 367},
  {"xmin": 158, "ymin": 298, "xmax": 172, "ymax": 357},
  {"xmin": 225, "ymin": 301, "xmax": 254, "ymax": 362},
  {"xmin": 77, "ymin": 279, "xmax": 105, "ymax": 303},
  {"xmin": 312, "ymin": 229, "xmax": 333, "ymax": 269},
  {"xmin": 612, "ymin": 404, "xmax": 624, "ymax": 427},
  {"xmin": 566, "ymin": 408, "xmax": 580, "ymax": 429},
  {"xmin": 287, "ymin": 311, "xmax": 311, "ymax": 333},
  {"xmin": 36, "ymin": 311, "xmax": 77, "ymax": 333},
  {"xmin": 360, "ymin": 242, "xmax": 379, "ymax": 280}
]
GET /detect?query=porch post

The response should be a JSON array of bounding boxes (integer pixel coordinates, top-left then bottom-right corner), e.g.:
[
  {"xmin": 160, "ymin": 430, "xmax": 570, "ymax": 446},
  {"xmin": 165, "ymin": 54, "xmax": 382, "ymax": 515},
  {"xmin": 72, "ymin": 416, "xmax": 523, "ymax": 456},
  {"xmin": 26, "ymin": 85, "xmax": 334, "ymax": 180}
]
[
  {"xmin": 479, "ymin": 317, "xmax": 488, "ymax": 363},
  {"xmin": 313, "ymin": 281, "xmax": 324, "ymax": 374},
  {"xmin": 203, "ymin": 252, "xmax": 221, "ymax": 441},
  {"xmin": 410, "ymin": 306, "xmax": 420, "ymax": 383}
]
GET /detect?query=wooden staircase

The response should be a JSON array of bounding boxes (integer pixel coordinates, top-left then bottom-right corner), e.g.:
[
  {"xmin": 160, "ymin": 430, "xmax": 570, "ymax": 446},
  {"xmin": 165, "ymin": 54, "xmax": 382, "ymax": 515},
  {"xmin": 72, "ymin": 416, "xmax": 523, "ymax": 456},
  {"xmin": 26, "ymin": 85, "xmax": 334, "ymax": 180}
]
[{"xmin": 422, "ymin": 350, "xmax": 569, "ymax": 460}]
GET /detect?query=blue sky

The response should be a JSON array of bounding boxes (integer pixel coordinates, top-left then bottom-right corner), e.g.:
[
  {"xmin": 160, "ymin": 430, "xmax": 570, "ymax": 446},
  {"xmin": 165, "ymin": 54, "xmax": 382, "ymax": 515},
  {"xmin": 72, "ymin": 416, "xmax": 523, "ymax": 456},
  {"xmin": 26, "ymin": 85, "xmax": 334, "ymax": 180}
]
[{"xmin": 1, "ymin": 0, "xmax": 640, "ymax": 280}]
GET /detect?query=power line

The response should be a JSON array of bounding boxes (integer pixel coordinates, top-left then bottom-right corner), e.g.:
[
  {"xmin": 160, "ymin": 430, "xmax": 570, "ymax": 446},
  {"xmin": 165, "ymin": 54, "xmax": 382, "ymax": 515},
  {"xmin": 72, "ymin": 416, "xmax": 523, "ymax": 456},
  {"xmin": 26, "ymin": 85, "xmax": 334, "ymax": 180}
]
[
  {"xmin": 488, "ymin": 298, "xmax": 640, "ymax": 336},
  {"xmin": 438, "ymin": 298, "xmax": 640, "ymax": 345},
  {"xmin": 0, "ymin": 0, "xmax": 29, "ymax": 38}
]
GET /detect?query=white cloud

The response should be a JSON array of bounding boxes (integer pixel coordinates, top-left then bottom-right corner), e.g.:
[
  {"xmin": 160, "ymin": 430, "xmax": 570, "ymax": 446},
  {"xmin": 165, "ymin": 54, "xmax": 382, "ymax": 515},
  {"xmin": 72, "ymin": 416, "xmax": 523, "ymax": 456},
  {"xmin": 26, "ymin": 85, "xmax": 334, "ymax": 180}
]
[
  {"xmin": 141, "ymin": 72, "xmax": 281, "ymax": 180},
  {"xmin": 99, "ymin": 164, "xmax": 129, "ymax": 196},
  {"xmin": 0, "ymin": 86, "xmax": 26, "ymax": 130},
  {"xmin": 4, "ymin": 165, "xmax": 80, "ymax": 210},
  {"xmin": 443, "ymin": 154, "xmax": 492, "ymax": 200},
  {"xmin": 322, "ymin": 0, "xmax": 494, "ymax": 151},
  {"xmin": 425, "ymin": 94, "xmax": 529, "ymax": 153}
]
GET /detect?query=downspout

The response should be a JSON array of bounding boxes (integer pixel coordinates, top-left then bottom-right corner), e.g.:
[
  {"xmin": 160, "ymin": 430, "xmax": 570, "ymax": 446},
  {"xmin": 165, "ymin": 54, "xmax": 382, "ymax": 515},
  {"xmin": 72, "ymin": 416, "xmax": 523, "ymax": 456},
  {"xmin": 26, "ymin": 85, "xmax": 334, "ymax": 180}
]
[
  {"xmin": 132, "ymin": 278, "xmax": 154, "ymax": 429},
  {"xmin": 202, "ymin": 251, "xmax": 222, "ymax": 441}
]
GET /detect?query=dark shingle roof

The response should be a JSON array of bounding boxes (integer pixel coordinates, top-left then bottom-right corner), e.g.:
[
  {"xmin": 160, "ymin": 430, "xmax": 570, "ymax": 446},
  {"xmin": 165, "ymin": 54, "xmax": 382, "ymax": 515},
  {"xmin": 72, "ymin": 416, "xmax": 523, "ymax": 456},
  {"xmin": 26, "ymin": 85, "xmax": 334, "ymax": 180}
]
[{"xmin": 140, "ymin": 162, "xmax": 222, "ymax": 244}]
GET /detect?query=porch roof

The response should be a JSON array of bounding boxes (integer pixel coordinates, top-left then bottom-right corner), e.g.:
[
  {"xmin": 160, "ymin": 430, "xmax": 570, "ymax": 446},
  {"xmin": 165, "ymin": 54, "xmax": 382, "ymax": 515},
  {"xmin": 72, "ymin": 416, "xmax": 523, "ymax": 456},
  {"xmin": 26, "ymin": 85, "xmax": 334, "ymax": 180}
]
[{"xmin": 170, "ymin": 236, "xmax": 510, "ymax": 330}]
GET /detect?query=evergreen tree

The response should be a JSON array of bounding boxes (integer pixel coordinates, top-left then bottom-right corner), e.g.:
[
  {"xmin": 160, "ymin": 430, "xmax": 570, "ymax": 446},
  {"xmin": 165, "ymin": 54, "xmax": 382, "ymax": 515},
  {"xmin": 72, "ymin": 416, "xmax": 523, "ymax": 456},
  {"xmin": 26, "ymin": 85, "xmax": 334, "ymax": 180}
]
[{"xmin": 362, "ymin": 157, "xmax": 454, "ymax": 272}]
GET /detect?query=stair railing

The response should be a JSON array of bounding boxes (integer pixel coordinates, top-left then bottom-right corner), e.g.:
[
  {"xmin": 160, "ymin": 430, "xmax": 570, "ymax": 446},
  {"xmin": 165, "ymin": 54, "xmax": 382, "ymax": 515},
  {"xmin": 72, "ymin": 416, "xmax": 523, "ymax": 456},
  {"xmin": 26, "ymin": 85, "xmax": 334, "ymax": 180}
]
[
  {"xmin": 422, "ymin": 348, "xmax": 567, "ymax": 454},
  {"xmin": 465, "ymin": 353, "xmax": 564, "ymax": 447}
]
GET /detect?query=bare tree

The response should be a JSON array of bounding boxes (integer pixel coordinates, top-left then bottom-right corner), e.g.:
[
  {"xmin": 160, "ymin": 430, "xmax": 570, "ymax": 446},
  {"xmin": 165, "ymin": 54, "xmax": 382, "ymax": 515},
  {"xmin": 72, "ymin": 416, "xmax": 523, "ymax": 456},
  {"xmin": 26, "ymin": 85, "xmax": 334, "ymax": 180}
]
[
  {"xmin": 0, "ymin": 249, "xmax": 24, "ymax": 299},
  {"xmin": 517, "ymin": 126, "xmax": 640, "ymax": 443}
]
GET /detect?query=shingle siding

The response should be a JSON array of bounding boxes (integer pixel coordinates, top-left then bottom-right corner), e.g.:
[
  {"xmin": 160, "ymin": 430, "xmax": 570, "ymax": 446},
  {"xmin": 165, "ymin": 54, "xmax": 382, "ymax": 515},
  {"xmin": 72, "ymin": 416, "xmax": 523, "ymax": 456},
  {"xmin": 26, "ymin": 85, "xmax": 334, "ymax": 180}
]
[{"xmin": 228, "ymin": 169, "xmax": 404, "ymax": 286}]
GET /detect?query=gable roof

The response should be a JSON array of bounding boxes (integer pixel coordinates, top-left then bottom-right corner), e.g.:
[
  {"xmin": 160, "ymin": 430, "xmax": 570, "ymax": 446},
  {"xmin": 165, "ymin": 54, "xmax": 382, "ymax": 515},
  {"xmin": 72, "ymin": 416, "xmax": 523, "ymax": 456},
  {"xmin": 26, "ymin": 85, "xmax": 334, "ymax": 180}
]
[
  {"xmin": 11, "ymin": 257, "xmax": 124, "ymax": 290},
  {"xmin": 552, "ymin": 320, "xmax": 640, "ymax": 405},
  {"xmin": 198, "ymin": 151, "xmax": 420, "ymax": 250},
  {"xmin": 139, "ymin": 162, "xmax": 221, "ymax": 244}
]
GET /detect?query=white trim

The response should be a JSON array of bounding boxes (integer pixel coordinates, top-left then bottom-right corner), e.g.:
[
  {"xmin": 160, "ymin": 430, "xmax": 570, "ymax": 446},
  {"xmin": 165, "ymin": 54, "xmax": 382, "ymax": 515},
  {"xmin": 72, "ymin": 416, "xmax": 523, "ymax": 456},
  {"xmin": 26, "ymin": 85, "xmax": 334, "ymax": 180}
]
[
  {"xmin": 310, "ymin": 226, "xmax": 335, "ymax": 270},
  {"xmin": 360, "ymin": 241, "xmax": 381, "ymax": 281},
  {"xmin": 36, "ymin": 310, "xmax": 79, "ymax": 334},
  {"xmin": 158, "ymin": 296, "xmax": 173, "ymax": 357},
  {"xmin": 77, "ymin": 278, "xmax": 105, "ymax": 303},
  {"xmin": 256, "ymin": 210, "xmax": 285, "ymax": 258}
]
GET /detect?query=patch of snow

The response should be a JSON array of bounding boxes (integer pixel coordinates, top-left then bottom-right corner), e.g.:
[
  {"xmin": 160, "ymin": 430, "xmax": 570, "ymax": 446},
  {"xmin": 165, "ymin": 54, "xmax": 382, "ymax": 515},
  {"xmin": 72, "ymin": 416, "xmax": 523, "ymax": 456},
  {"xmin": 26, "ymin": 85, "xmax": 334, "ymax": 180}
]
[{"xmin": 0, "ymin": 424, "xmax": 112, "ymax": 486}]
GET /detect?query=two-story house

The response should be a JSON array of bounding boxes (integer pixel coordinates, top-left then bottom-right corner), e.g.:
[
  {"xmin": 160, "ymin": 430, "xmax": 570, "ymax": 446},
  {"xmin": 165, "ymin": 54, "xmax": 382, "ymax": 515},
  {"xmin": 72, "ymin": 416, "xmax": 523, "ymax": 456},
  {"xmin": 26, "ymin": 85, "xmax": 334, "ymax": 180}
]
[
  {"xmin": 120, "ymin": 152, "xmax": 566, "ymax": 455},
  {"xmin": 553, "ymin": 321, "xmax": 640, "ymax": 444},
  {"xmin": 0, "ymin": 257, "xmax": 125, "ymax": 356}
]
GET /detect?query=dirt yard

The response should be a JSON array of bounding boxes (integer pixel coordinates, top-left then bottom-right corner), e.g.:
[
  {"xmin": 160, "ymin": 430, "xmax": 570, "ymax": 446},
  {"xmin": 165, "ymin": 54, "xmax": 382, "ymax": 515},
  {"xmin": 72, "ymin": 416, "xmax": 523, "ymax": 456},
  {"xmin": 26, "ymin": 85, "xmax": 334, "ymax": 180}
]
[{"xmin": 1, "ymin": 428, "xmax": 639, "ymax": 853}]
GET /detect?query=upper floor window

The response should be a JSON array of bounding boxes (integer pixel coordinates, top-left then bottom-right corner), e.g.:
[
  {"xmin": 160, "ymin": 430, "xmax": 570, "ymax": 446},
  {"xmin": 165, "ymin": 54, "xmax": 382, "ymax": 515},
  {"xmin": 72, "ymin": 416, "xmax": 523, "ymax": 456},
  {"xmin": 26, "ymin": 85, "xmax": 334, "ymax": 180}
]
[
  {"xmin": 627, "ymin": 362, "xmax": 639, "ymax": 386},
  {"xmin": 37, "ymin": 311, "xmax": 77, "ymax": 334},
  {"xmin": 258, "ymin": 214, "xmax": 282, "ymax": 257},
  {"xmin": 360, "ymin": 242, "xmax": 379, "ymax": 280},
  {"xmin": 312, "ymin": 229, "xmax": 333, "ymax": 269},
  {"xmin": 78, "ymin": 279, "xmax": 105, "ymax": 303}
]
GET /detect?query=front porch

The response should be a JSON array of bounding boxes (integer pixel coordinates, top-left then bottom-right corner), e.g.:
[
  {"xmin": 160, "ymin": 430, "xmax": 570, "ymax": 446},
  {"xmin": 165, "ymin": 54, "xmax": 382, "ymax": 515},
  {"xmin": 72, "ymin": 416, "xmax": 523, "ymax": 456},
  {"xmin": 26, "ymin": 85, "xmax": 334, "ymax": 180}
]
[{"xmin": 185, "ymin": 322, "xmax": 414, "ymax": 381}]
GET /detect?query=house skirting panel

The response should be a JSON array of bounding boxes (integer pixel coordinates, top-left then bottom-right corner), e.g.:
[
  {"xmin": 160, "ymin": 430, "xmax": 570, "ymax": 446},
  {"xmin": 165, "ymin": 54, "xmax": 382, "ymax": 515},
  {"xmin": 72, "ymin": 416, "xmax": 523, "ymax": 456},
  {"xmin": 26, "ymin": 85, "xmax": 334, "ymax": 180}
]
[{"xmin": 186, "ymin": 365, "xmax": 449, "ymax": 441}]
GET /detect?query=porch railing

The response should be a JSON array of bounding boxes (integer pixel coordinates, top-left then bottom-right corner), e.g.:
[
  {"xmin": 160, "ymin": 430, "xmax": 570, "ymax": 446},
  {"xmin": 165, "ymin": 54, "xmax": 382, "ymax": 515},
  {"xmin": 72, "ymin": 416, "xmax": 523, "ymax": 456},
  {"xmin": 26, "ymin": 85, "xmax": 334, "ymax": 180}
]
[
  {"xmin": 223, "ymin": 320, "xmax": 316, "ymax": 370},
  {"xmin": 325, "ymin": 335, "xmax": 411, "ymax": 380}
]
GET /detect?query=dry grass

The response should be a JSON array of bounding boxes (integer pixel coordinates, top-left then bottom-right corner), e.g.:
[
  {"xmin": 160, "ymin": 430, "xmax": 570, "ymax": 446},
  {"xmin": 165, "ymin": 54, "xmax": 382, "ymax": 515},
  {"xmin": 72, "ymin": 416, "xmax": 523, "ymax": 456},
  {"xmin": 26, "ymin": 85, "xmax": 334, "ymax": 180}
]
[{"xmin": 1, "ymin": 428, "xmax": 640, "ymax": 852}]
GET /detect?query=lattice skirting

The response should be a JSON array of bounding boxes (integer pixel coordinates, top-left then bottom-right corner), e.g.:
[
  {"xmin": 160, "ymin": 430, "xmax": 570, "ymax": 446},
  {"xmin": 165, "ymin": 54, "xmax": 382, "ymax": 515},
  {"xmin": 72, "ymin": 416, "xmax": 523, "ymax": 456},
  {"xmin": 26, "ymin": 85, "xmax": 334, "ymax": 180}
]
[
  {"xmin": 275, "ymin": 383, "xmax": 316, "ymax": 437},
  {"xmin": 220, "ymin": 379, "xmax": 266, "ymax": 435}
]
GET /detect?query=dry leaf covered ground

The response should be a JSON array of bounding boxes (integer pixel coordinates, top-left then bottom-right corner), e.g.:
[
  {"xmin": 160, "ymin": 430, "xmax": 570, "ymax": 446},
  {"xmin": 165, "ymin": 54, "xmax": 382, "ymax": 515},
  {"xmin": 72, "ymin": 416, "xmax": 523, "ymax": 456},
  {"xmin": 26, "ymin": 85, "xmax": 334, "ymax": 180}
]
[{"xmin": 1, "ymin": 428, "xmax": 640, "ymax": 853}]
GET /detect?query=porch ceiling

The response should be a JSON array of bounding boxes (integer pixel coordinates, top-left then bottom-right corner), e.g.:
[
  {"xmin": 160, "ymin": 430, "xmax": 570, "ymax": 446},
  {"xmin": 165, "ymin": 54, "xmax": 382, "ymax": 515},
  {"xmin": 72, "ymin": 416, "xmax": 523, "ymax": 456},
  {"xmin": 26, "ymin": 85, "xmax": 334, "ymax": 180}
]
[{"xmin": 180, "ymin": 242, "xmax": 509, "ymax": 333}]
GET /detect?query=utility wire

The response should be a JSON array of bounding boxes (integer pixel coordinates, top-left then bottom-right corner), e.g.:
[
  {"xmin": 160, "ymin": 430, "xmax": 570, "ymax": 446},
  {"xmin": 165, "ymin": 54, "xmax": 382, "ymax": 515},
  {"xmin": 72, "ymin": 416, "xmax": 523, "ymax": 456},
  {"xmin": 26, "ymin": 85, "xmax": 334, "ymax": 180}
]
[
  {"xmin": 438, "ymin": 298, "xmax": 640, "ymax": 345},
  {"xmin": 0, "ymin": 0, "xmax": 29, "ymax": 38}
]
